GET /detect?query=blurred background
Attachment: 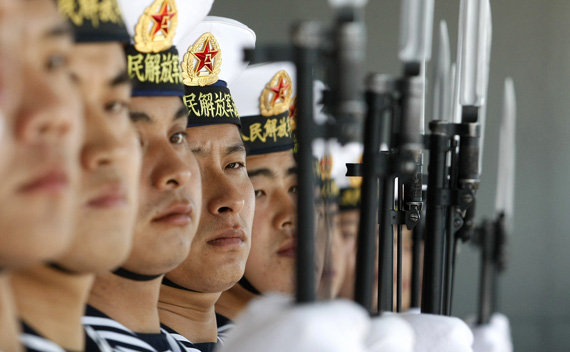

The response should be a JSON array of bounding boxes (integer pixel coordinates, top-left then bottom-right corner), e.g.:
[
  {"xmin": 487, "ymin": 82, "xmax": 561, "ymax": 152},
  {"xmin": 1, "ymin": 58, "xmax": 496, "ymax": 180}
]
[{"xmin": 211, "ymin": 1, "xmax": 570, "ymax": 351}]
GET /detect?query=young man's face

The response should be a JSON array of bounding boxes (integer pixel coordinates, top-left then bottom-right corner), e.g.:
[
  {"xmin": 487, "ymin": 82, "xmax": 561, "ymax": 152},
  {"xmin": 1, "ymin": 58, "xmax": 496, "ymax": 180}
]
[
  {"xmin": 242, "ymin": 150, "xmax": 297, "ymax": 294},
  {"xmin": 166, "ymin": 124, "xmax": 254, "ymax": 293},
  {"xmin": 0, "ymin": 0, "xmax": 23, "ymax": 138},
  {"xmin": 337, "ymin": 209, "xmax": 360, "ymax": 299},
  {"xmin": 123, "ymin": 96, "xmax": 201, "ymax": 275},
  {"xmin": 319, "ymin": 206, "xmax": 346, "ymax": 299},
  {"xmin": 56, "ymin": 42, "xmax": 142, "ymax": 274},
  {"xmin": 0, "ymin": 0, "xmax": 83, "ymax": 268}
]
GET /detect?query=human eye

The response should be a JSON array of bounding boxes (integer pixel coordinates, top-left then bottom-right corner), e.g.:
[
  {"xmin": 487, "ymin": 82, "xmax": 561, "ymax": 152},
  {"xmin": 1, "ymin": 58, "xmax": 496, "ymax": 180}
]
[
  {"xmin": 254, "ymin": 189, "xmax": 265, "ymax": 198},
  {"xmin": 227, "ymin": 161, "xmax": 245, "ymax": 170},
  {"xmin": 46, "ymin": 54, "xmax": 67, "ymax": 72},
  {"xmin": 105, "ymin": 101, "xmax": 129, "ymax": 115},
  {"xmin": 170, "ymin": 131, "xmax": 187, "ymax": 145}
]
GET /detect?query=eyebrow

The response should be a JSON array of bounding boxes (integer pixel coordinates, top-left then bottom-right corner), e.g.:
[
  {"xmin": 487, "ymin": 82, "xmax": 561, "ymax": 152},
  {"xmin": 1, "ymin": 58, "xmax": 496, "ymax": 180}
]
[
  {"xmin": 130, "ymin": 101, "xmax": 187, "ymax": 124},
  {"xmin": 110, "ymin": 70, "xmax": 131, "ymax": 87},
  {"xmin": 248, "ymin": 168, "xmax": 275, "ymax": 179},
  {"xmin": 45, "ymin": 23, "xmax": 73, "ymax": 40},
  {"xmin": 173, "ymin": 105, "xmax": 188, "ymax": 121},
  {"xmin": 129, "ymin": 111, "xmax": 152, "ymax": 123},
  {"xmin": 225, "ymin": 142, "xmax": 246, "ymax": 157},
  {"xmin": 191, "ymin": 141, "xmax": 246, "ymax": 157},
  {"xmin": 287, "ymin": 166, "xmax": 298, "ymax": 176}
]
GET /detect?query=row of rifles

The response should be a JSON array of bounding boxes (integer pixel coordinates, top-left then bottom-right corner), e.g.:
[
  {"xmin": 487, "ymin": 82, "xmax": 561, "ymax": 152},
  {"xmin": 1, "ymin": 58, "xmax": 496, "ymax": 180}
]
[{"xmin": 249, "ymin": 0, "xmax": 516, "ymax": 325}]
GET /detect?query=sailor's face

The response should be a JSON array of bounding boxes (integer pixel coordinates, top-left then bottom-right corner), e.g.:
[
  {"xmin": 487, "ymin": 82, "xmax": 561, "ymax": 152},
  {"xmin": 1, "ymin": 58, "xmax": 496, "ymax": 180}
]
[
  {"xmin": 319, "ymin": 207, "xmax": 346, "ymax": 299},
  {"xmin": 337, "ymin": 209, "xmax": 360, "ymax": 299},
  {"xmin": 58, "ymin": 42, "xmax": 141, "ymax": 274},
  {"xmin": 123, "ymin": 96, "xmax": 201, "ymax": 275},
  {"xmin": 242, "ymin": 150, "xmax": 297, "ymax": 294},
  {"xmin": 0, "ymin": 0, "xmax": 22, "ymax": 141},
  {"xmin": 0, "ymin": 0, "xmax": 83, "ymax": 268},
  {"xmin": 166, "ymin": 124, "xmax": 253, "ymax": 293}
]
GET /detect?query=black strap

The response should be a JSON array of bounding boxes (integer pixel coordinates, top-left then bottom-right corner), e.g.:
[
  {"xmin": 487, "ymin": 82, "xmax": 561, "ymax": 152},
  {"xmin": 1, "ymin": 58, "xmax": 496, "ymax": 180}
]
[
  {"xmin": 161, "ymin": 276, "xmax": 201, "ymax": 293},
  {"xmin": 238, "ymin": 276, "xmax": 261, "ymax": 296},
  {"xmin": 47, "ymin": 262, "xmax": 79, "ymax": 275},
  {"xmin": 112, "ymin": 267, "xmax": 162, "ymax": 281}
]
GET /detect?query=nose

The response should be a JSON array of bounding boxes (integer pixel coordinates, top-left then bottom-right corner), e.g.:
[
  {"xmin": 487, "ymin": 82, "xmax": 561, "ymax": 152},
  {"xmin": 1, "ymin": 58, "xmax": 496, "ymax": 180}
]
[
  {"xmin": 17, "ymin": 70, "xmax": 80, "ymax": 144},
  {"xmin": 151, "ymin": 142, "xmax": 192, "ymax": 191},
  {"xmin": 206, "ymin": 169, "xmax": 246, "ymax": 216},
  {"xmin": 272, "ymin": 189, "xmax": 296, "ymax": 232},
  {"xmin": 81, "ymin": 106, "xmax": 132, "ymax": 171}
]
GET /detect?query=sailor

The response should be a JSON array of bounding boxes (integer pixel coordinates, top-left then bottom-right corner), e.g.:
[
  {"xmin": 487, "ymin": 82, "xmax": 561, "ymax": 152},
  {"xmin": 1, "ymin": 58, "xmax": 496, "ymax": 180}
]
[
  {"xmin": 214, "ymin": 62, "xmax": 299, "ymax": 333},
  {"xmin": 212, "ymin": 64, "xmax": 340, "ymax": 339},
  {"xmin": 10, "ymin": 0, "xmax": 141, "ymax": 350},
  {"xmin": 0, "ymin": 0, "xmax": 83, "ymax": 350},
  {"xmin": 0, "ymin": 0, "xmax": 83, "ymax": 281},
  {"xmin": 81, "ymin": 0, "xmax": 212, "ymax": 351},
  {"xmin": 156, "ymin": 17, "xmax": 256, "ymax": 349}
]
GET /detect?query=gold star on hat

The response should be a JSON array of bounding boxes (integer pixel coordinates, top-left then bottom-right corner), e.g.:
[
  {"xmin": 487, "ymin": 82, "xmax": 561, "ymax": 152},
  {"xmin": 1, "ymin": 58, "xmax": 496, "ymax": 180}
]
[
  {"xmin": 182, "ymin": 32, "xmax": 222, "ymax": 87},
  {"xmin": 134, "ymin": 0, "xmax": 178, "ymax": 53},
  {"xmin": 260, "ymin": 70, "xmax": 293, "ymax": 117}
]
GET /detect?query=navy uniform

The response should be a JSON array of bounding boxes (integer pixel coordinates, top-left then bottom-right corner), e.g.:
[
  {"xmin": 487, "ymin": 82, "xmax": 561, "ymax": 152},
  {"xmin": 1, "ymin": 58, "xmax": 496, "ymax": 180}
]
[
  {"xmin": 84, "ymin": 305, "xmax": 201, "ymax": 352},
  {"xmin": 79, "ymin": 0, "xmax": 211, "ymax": 351}
]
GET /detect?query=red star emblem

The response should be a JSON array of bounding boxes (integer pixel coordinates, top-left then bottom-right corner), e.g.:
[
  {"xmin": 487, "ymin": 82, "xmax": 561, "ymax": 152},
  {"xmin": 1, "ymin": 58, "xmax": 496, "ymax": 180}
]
[
  {"xmin": 270, "ymin": 78, "xmax": 290, "ymax": 105},
  {"xmin": 289, "ymin": 97, "xmax": 297, "ymax": 118},
  {"xmin": 150, "ymin": 1, "xmax": 175, "ymax": 37},
  {"xmin": 193, "ymin": 40, "xmax": 219, "ymax": 73}
]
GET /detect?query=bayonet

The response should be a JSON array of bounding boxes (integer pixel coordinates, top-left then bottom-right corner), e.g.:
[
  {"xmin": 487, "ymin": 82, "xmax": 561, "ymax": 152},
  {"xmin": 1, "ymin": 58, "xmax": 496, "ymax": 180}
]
[{"xmin": 432, "ymin": 21, "xmax": 452, "ymax": 123}]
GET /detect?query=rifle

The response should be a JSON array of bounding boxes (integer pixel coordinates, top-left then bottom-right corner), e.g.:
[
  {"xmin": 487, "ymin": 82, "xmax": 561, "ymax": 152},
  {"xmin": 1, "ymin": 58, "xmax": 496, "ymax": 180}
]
[
  {"xmin": 474, "ymin": 77, "xmax": 516, "ymax": 324},
  {"xmin": 349, "ymin": 0, "xmax": 433, "ymax": 314},
  {"xmin": 422, "ymin": 0, "xmax": 492, "ymax": 315}
]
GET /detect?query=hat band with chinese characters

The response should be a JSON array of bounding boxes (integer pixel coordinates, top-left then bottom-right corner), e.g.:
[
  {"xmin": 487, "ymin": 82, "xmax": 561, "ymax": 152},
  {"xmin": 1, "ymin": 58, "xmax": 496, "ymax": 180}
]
[
  {"xmin": 339, "ymin": 186, "xmax": 361, "ymax": 211},
  {"xmin": 184, "ymin": 84, "xmax": 240, "ymax": 128},
  {"xmin": 57, "ymin": 0, "xmax": 130, "ymax": 43},
  {"xmin": 241, "ymin": 112, "xmax": 294, "ymax": 156},
  {"xmin": 125, "ymin": 45, "xmax": 184, "ymax": 97}
]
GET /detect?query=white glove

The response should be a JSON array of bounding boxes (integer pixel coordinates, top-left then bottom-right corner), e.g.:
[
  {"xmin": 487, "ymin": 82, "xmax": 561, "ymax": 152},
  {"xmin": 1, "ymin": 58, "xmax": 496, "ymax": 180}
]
[
  {"xmin": 366, "ymin": 314, "xmax": 415, "ymax": 352},
  {"xmin": 469, "ymin": 313, "xmax": 513, "ymax": 352},
  {"xmin": 399, "ymin": 312, "xmax": 474, "ymax": 352},
  {"xmin": 217, "ymin": 294, "xmax": 370, "ymax": 352}
]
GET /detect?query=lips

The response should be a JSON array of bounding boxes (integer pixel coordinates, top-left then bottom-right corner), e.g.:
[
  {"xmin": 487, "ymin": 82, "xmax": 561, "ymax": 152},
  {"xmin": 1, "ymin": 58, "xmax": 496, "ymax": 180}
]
[
  {"xmin": 321, "ymin": 268, "xmax": 337, "ymax": 280},
  {"xmin": 86, "ymin": 182, "xmax": 127, "ymax": 208},
  {"xmin": 152, "ymin": 203, "xmax": 193, "ymax": 226},
  {"xmin": 277, "ymin": 240, "xmax": 297, "ymax": 258},
  {"xmin": 207, "ymin": 228, "xmax": 246, "ymax": 247},
  {"xmin": 19, "ymin": 169, "xmax": 69, "ymax": 194}
]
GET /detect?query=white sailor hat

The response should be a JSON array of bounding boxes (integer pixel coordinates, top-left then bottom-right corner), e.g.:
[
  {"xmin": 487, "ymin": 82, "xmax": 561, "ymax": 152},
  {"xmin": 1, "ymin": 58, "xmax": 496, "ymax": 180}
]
[
  {"xmin": 230, "ymin": 62, "xmax": 296, "ymax": 155},
  {"xmin": 118, "ymin": 0, "xmax": 213, "ymax": 47},
  {"xmin": 116, "ymin": 0, "xmax": 213, "ymax": 97},
  {"xmin": 174, "ymin": 16, "xmax": 256, "ymax": 127}
]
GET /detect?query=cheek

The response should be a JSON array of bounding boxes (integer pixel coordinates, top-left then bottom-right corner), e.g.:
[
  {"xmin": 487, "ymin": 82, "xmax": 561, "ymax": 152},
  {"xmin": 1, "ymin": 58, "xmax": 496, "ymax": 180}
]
[{"xmin": 242, "ymin": 180, "xmax": 255, "ymax": 222}]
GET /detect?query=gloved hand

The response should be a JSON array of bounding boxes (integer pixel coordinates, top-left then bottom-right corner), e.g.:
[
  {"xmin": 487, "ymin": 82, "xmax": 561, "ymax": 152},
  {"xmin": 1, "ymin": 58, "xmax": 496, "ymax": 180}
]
[
  {"xmin": 398, "ymin": 312, "xmax": 474, "ymax": 352},
  {"xmin": 217, "ymin": 293, "xmax": 370, "ymax": 352},
  {"xmin": 469, "ymin": 313, "xmax": 513, "ymax": 352},
  {"xmin": 366, "ymin": 314, "xmax": 415, "ymax": 352}
]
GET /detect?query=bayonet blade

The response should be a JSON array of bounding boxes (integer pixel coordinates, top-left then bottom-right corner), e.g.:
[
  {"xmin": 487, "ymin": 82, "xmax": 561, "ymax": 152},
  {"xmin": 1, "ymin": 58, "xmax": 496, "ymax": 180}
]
[
  {"xmin": 459, "ymin": 0, "xmax": 490, "ymax": 108},
  {"xmin": 477, "ymin": 0, "xmax": 492, "ymax": 174},
  {"xmin": 495, "ymin": 77, "xmax": 516, "ymax": 233},
  {"xmin": 399, "ymin": 0, "xmax": 435, "ymax": 64},
  {"xmin": 431, "ymin": 20, "xmax": 451, "ymax": 122}
]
